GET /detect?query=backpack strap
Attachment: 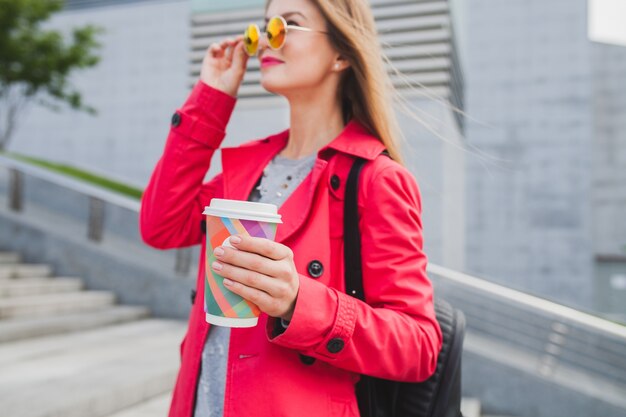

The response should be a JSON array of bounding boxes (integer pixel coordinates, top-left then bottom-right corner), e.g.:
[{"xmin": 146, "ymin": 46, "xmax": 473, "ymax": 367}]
[
  {"xmin": 344, "ymin": 151, "xmax": 390, "ymax": 302},
  {"xmin": 344, "ymin": 157, "xmax": 367, "ymax": 301}
]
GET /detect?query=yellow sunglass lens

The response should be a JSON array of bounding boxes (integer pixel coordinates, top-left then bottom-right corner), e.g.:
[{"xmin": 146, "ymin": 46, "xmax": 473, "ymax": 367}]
[
  {"xmin": 244, "ymin": 24, "xmax": 259, "ymax": 56},
  {"xmin": 267, "ymin": 16, "xmax": 286, "ymax": 50}
]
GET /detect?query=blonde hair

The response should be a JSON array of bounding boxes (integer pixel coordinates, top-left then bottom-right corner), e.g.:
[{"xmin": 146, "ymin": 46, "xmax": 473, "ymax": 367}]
[{"xmin": 266, "ymin": 0, "xmax": 405, "ymax": 164}]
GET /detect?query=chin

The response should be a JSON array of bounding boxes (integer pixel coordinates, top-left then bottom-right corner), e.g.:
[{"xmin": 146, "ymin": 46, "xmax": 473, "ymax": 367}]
[
  {"xmin": 260, "ymin": 77, "xmax": 291, "ymax": 97},
  {"xmin": 260, "ymin": 75, "xmax": 320, "ymax": 100}
]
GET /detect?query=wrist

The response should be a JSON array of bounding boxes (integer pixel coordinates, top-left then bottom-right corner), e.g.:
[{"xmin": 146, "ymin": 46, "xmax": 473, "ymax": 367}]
[
  {"xmin": 281, "ymin": 301, "xmax": 296, "ymax": 322},
  {"xmin": 199, "ymin": 79, "xmax": 237, "ymax": 99}
]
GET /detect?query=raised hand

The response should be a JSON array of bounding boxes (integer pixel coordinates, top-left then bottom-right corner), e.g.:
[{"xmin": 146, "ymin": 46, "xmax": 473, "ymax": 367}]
[{"xmin": 200, "ymin": 35, "xmax": 249, "ymax": 98}]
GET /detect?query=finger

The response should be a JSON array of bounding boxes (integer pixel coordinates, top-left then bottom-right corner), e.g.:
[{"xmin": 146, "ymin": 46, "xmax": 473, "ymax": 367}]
[
  {"xmin": 222, "ymin": 277, "xmax": 276, "ymax": 313},
  {"xmin": 215, "ymin": 245, "xmax": 284, "ymax": 278},
  {"xmin": 229, "ymin": 235, "xmax": 292, "ymax": 261},
  {"xmin": 212, "ymin": 260, "xmax": 280, "ymax": 296},
  {"xmin": 225, "ymin": 41, "xmax": 236, "ymax": 63},
  {"xmin": 231, "ymin": 35, "xmax": 245, "ymax": 49},
  {"xmin": 231, "ymin": 40, "xmax": 249, "ymax": 71},
  {"xmin": 219, "ymin": 39, "xmax": 239, "ymax": 66},
  {"xmin": 221, "ymin": 37, "xmax": 235, "ymax": 50},
  {"xmin": 209, "ymin": 43, "xmax": 224, "ymax": 58}
]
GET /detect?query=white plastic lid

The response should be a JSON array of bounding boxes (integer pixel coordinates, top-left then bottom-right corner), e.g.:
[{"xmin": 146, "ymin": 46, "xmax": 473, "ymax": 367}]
[{"xmin": 203, "ymin": 198, "xmax": 282, "ymax": 223}]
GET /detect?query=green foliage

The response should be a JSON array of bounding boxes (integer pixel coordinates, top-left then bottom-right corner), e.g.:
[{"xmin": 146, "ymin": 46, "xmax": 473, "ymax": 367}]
[
  {"xmin": 2, "ymin": 151, "xmax": 144, "ymax": 200},
  {"xmin": 0, "ymin": 0, "xmax": 104, "ymax": 149}
]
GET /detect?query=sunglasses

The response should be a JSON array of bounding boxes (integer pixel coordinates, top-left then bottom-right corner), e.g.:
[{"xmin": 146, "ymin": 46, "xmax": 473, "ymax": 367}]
[{"xmin": 243, "ymin": 15, "xmax": 327, "ymax": 57}]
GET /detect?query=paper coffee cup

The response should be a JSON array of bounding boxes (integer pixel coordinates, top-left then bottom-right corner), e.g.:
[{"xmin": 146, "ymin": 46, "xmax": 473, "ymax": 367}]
[{"xmin": 203, "ymin": 198, "xmax": 282, "ymax": 327}]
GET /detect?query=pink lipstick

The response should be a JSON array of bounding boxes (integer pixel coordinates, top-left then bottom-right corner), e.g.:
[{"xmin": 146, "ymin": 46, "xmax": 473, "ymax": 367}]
[{"xmin": 261, "ymin": 57, "xmax": 284, "ymax": 68}]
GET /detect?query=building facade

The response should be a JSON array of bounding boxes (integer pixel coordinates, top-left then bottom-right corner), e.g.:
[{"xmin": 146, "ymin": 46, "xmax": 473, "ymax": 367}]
[
  {"xmin": 591, "ymin": 41, "xmax": 626, "ymax": 318},
  {"xmin": 464, "ymin": 0, "xmax": 626, "ymax": 317}
]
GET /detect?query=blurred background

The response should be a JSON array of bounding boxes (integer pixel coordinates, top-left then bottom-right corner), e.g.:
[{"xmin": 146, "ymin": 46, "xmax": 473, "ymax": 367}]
[{"xmin": 0, "ymin": 0, "xmax": 624, "ymax": 416}]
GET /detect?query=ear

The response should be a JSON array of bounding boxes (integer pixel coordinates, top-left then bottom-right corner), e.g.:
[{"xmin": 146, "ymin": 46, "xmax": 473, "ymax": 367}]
[{"xmin": 333, "ymin": 56, "xmax": 350, "ymax": 72}]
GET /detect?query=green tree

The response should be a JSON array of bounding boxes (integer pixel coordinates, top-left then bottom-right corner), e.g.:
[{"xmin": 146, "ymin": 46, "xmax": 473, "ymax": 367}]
[{"xmin": 0, "ymin": 0, "xmax": 103, "ymax": 151}]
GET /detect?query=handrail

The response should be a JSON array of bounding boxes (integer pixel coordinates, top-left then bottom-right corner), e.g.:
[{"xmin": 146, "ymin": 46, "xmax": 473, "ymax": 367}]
[
  {"xmin": 0, "ymin": 155, "xmax": 141, "ymax": 212},
  {"xmin": 428, "ymin": 263, "xmax": 626, "ymax": 339}
]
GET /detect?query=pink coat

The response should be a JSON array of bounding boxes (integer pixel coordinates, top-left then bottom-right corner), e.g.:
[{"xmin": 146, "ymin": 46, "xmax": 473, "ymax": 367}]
[{"xmin": 140, "ymin": 81, "xmax": 442, "ymax": 417}]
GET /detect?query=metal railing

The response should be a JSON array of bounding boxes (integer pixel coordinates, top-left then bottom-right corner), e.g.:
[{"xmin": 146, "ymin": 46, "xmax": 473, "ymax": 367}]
[
  {"xmin": 0, "ymin": 154, "xmax": 195, "ymax": 277},
  {"xmin": 429, "ymin": 263, "xmax": 626, "ymax": 407}
]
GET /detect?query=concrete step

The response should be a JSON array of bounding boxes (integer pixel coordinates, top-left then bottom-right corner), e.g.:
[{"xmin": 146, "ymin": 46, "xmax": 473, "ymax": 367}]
[
  {"xmin": 0, "ymin": 291, "xmax": 116, "ymax": 319},
  {"xmin": 461, "ymin": 397, "xmax": 481, "ymax": 417},
  {"xmin": 0, "ymin": 319, "xmax": 186, "ymax": 417},
  {"xmin": 0, "ymin": 264, "xmax": 53, "ymax": 279},
  {"xmin": 0, "ymin": 305, "xmax": 151, "ymax": 343},
  {"xmin": 0, "ymin": 252, "xmax": 20, "ymax": 263},
  {"xmin": 0, "ymin": 277, "xmax": 83, "ymax": 297},
  {"xmin": 105, "ymin": 392, "xmax": 172, "ymax": 417}
]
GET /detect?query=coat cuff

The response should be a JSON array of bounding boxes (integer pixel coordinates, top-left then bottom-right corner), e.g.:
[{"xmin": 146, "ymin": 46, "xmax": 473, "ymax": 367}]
[
  {"xmin": 267, "ymin": 274, "xmax": 358, "ymax": 360},
  {"xmin": 172, "ymin": 81, "xmax": 237, "ymax": 148}
]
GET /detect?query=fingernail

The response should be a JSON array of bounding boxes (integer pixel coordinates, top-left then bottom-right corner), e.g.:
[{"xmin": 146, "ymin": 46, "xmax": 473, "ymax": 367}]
[
  {"xmin": 214, "ymin": 247, "xmax": 225, "ymax": 257},
  {"xmin": 223, "ymin": 278, "xmax": 234, "ymax": 286},
  {"xmin": 212, "ymin": 261, "xmax": 223, "ymax": 271},
  {"xmin": 230, "ymin": 235, "xmax": 242, "ymax": 244}
]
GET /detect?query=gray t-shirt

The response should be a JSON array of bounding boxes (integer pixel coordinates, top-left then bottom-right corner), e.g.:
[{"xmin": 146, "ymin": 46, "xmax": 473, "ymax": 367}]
[{"xmin": 193, "ymin": 153, "xmax": 317, "ymax": 417}]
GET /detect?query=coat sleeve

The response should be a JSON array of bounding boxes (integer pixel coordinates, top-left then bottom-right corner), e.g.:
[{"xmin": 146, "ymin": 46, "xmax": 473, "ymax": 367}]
[
  {"xmin": 139, "ymin": 81, "xmax": 236, "ymax": 249},
  {"xmin": 267, "ymin": 162, "xmax": 442, "ymax": 382}
]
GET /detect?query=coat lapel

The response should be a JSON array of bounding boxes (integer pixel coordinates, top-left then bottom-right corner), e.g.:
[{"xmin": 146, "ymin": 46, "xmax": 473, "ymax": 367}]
[
  {"xmin": 220, "ymin": 130, "xmax": 331, "ymax": 244},
  {"xmin": 275, "ymin": 158, "xmax": 328, "ymax": 243},
  {"xmin": 219, "ymin": 119, "xmax": 385, "ymax": 243}
]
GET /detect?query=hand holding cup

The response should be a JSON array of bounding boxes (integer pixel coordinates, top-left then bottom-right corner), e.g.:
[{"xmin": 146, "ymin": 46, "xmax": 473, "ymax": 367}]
[{"xmin": 212, "ymin": 235, "xmax": 299, "ymax": 322}]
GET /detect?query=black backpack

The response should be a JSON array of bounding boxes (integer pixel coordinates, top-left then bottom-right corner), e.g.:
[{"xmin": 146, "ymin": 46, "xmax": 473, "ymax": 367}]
[{"xmin": 344, "ymin": 156, "xmax": 466, "ymax": 417}]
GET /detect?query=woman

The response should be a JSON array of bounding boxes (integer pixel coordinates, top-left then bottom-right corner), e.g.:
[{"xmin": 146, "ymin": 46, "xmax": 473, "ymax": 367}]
[{"xmin": 140, "ymin": 0, "xmax": 442, "ymax": 416}]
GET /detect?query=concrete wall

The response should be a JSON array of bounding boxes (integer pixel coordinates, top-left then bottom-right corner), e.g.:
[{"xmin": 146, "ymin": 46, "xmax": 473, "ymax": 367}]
[
  {"xmin": 591, "ymin": 42, "xmax": 626, "ymax": 257},
  {"xmin": 398, "ymin": 98, "xmax": 466, "ymax": 271},
  {"xmin": 591, "ymin": 41, "xmax": 626, "ymax": 319},
  {"xmin": 464, "ymin": 0, "xmax": 595, "ymax": 309}
]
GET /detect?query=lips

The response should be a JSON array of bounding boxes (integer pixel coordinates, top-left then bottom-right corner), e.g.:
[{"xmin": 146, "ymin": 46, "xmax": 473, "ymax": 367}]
[{"xmin": 261, "ymin": 56, "xmax": 284, "ymax": 66}]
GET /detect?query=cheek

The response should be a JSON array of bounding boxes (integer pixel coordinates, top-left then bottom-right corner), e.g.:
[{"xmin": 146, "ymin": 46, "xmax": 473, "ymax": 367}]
[
  {"xmin": 260, "ymin": 39, "xmax": 335, "ymax": 91},
  {"xmin": 287, "ymin": 60, "xmax": 326, "ymax": 83},
  {"xmin": 285, "ymin": 42, "xmax": 333, "ymax": 81}
]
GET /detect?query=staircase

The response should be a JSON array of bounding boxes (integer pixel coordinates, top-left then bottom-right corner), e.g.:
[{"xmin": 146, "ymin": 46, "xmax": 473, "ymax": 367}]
[{"xmin": 0, "ymin": 251, "xmax": 186, "ymax": 417}]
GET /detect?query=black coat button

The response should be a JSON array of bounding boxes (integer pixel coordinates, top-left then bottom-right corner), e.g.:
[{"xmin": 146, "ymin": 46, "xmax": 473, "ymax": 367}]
[
  {"xmin": 307, "ymin": 260, "xmax": 324, "ymax": 278},
  {"xmin": 299, "ymin": 354, "xmax": 316, "ymax": 365},
  {"xmin": 327, "ymin": 338, "xmax": 345, "ymax": 353},
  {"xmin": 171, "ymin": 112, "xmax": 182, "ymax": 127},
  {"xmin": 330, "ymin": 175, "xmax": 340, "ymax": 190},
  {"xmin": 190, "ymin": 289, "xmax": 197, "ymax": 305},
  {"xmin": 200, "ymin": 219, "xmax": 206, "ymax": 234}
]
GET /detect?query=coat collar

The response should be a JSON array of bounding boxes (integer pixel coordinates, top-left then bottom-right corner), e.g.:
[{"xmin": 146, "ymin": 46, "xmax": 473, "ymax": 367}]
[
  {"xmin": 220, "ymin": 119, "xmax": 385, "ymax": 242},
  {"xmin": 221, "ymin": 119, "xmax": 385, "ymax": 169},
  {"xmin": 220, "ymin": 131, "xmax": 288, "ymax": 201},
  {"xmin": 321, "ymin": 119, "xmax": 386, "ymax": 161}
]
